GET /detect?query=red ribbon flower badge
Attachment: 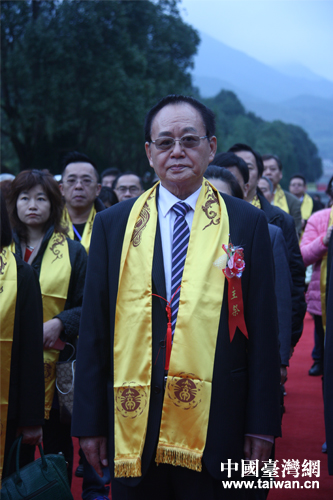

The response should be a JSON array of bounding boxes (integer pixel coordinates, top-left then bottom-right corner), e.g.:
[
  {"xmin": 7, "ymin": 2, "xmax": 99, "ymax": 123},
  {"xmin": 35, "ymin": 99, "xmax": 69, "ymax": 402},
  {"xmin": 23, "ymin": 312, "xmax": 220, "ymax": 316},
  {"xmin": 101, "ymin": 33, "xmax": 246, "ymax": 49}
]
[{"xmin": 215, "ymin": 242, "xmax": 248, "ymax": 342}]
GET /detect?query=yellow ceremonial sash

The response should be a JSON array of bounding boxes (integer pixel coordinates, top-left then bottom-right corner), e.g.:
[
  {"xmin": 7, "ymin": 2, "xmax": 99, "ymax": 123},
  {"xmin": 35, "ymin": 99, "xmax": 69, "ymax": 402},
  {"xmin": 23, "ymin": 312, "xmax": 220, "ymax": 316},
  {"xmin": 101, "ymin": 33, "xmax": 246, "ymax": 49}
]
[
  {"xmin": 61, "ymin": 205, "xmax": 96, "ymax": 254},
  {"xmin": 251, "ymin": 194, "xmax": 261, "ymax": 209},
  {"xmin": 114, "ymin": 180, "xmax": 229, "ymax": 477},
  {"xmin": 40, "ymin": 233, "xmax": 71, "ymax": 419},
  {"xmin": 274, "ymin": 185, "xmax": 289, "ymax": 213},
  {"xmin": 301, "ymin": 193, "xmax": 314, "ymax": 221},
  {"xmin": 0, "ymin": 248, "xmax": 17, "ymax": 484},
  {"xmin": 320, "ymin": 207, "xmax": 333, "ymax": 330}
]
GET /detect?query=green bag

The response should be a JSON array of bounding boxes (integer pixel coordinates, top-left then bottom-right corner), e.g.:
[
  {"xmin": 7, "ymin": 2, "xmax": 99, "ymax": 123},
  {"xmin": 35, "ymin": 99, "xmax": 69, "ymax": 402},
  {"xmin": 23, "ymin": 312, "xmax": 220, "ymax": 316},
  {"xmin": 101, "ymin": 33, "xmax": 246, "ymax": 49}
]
[{"xmin": 0, "ymin": 436, "xmax": 73, "ymax": 499}]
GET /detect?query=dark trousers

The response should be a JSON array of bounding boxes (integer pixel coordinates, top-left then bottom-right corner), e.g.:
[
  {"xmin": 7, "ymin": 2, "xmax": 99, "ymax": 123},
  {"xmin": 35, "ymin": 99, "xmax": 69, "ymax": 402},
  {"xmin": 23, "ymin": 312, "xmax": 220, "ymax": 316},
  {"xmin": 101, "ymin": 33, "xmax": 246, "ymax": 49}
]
[
  {"xmin": 112, "ymin": 458, "xmax": 252, "ymax": 500},
  {"xmin": 312, "ymin": 314, "xmax": 325, "ymax": 362},
  {"xmin": 43, "ymin": 407, "xmax": 73, "ymax": 486}
]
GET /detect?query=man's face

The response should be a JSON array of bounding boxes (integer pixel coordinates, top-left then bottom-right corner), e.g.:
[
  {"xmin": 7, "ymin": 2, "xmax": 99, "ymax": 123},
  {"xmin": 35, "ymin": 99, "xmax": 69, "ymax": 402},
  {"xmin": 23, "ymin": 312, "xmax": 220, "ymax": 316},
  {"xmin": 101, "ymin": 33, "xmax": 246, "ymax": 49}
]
[
  {"xmin": 114, "ymin": 174, "xmax": 143, "ymax": 202},
  {"xmin": 258, "ymin": 178, "xmax": 274, "ymax": 203},
  {"xmin": 226, "ymin": 166, "xmax": 249, "ymax": 198},
  {"xmin": 102, "ymin": 175, "xmax": 116, "ymax": 188},
  {"xmin": 263, "ymin": 158, "xmax": 282, "ymax": 189},
  {"xmin": 145, "ymin": 103, "xmax": 217, "ymax": 199},
  {"xmin": 233, "ymin": 151, "xmax": 258, "ymax": 200},
  {"xmin": 60, "ymin": 162, "xmax": 101, "ymax": 210},
  {"xmin": 289, "ymin": 178, "xmax": 306, "ymax": 198}
]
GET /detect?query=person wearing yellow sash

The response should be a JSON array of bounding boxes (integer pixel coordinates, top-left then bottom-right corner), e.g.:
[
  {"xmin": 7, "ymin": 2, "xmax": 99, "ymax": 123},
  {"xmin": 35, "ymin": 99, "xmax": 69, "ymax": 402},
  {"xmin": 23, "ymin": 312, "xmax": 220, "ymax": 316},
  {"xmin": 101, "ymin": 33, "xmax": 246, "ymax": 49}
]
[
  {"xmin": 8, "ymin": 170, "xmax": 87, "ymax": 486},
  {"xmin": 226, "ymin": 144, "xmax": 306, "ymax": 351},
  {"xmin": 289, "ymin": 174, "xmax": 324, "ymax": 233},
  {"xmin": 0, "ymin": 193, "xmax": 44, "ymax": 485},
  {"xmin": 262, "ymin": 154, "xmax": 302, "ymax": 237},
  {"xmin": 59, "ymin": 151, "xmax": 103, "ymax": 255},
  {"xmin": 73, "ymin": 95, "xmax": 282, "ymax": 499}
]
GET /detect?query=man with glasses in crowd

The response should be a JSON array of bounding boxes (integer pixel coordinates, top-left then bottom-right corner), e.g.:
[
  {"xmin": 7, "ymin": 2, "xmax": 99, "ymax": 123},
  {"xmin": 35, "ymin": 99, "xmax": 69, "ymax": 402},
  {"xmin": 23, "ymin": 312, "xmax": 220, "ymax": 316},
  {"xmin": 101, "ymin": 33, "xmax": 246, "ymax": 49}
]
[
  {"xmin": 112, "ymin": 171, "xmax": 144, "ymax": 203},
  {"xmin": 73, "ymin": 95, "xmax": 281, "ymax": 499},
  {"xmin": 60, "ymin": 152, "xmax": 104, "ymax": 254}
]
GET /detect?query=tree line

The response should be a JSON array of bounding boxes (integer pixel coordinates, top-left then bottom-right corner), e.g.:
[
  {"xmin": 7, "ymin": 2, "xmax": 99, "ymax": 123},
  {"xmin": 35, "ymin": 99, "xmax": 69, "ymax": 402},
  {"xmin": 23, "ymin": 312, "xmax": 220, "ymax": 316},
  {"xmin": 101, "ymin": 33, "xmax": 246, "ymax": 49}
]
[{"xmin": 1, "ymin": 0, "xmax": 322, "ymax": 186}]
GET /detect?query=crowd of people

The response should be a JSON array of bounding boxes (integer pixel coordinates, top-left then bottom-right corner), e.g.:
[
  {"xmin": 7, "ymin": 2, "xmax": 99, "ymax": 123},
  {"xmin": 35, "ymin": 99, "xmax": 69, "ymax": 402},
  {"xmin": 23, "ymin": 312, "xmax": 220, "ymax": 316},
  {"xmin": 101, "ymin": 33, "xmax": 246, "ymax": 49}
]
[{"xmin": 1, "ymin": 94, "xmax": 333, "ymax": 499}]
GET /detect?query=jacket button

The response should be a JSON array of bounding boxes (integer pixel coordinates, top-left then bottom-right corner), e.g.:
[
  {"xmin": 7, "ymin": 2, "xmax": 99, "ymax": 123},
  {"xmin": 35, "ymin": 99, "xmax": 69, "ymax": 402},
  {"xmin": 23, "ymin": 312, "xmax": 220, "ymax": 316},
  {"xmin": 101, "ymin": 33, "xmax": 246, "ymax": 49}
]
[
  {"xmin": 159, "ymin": 340, "xmax": 166, "ymax": 348},
  {"xmin": 153, "ymin": 386, "xmax": 161, "ymax": 394}
]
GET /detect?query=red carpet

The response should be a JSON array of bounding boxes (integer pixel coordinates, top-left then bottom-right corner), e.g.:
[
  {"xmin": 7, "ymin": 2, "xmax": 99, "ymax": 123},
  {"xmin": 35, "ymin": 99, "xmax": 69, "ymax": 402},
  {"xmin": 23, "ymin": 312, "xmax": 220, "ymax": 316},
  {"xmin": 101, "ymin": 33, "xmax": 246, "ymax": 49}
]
[{"xmin": 70, "ymin": 313, "xmax": 332, "ymax": 499}]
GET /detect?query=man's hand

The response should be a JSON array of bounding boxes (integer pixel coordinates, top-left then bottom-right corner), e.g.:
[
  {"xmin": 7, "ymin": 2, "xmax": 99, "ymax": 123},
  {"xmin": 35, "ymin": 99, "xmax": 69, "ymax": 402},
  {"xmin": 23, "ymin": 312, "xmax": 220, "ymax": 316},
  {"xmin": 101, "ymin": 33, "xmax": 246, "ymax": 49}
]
[
  {"xmin": 280, "ymin": 366, "xmax": 287, "ymax": 385},
  {"xmin": 244, "ymin": 436, "xmax": 273, "ymax": 468},
  {"xmin": 80, "ymin": 436, "xmax": 108, "ymax": 477},
  {"xmin": 43, "ymin": 318, "xmax": 63, "ymax": 349},
  {"xmin": 17, "ymin": 425, "xmax": 43, "ymax": 446}
]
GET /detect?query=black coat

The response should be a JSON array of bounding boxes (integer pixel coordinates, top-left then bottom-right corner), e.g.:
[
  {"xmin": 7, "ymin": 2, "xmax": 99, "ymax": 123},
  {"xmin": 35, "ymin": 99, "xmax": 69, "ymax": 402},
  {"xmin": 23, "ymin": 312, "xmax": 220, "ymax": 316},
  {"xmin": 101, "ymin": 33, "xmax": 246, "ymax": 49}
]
[
  {"xmin": 324, "ymin": 232, "xmax": 333, "ymax": 474},
  {"xmin": 72, "ymin": 190, "xmax": 281, "ymax": 484},
  {"xmin": 13, "ymin": 226, "xmax": 87, "ymax": 360},
  {"xmin": 7, "ymin": 255, "xmax": 45, "ymax": 425},
  {"xmin": 258, "ymin": 192, "xmax": 306, "ymax": 347}
]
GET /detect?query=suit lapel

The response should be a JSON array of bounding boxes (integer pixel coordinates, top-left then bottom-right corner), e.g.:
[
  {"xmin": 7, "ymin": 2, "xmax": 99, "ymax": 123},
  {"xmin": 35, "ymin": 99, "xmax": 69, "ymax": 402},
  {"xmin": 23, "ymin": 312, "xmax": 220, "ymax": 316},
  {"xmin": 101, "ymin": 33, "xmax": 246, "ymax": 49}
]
[{"xmin": 152, "ymin": 195, "xmax": 167, "ymax": 307}]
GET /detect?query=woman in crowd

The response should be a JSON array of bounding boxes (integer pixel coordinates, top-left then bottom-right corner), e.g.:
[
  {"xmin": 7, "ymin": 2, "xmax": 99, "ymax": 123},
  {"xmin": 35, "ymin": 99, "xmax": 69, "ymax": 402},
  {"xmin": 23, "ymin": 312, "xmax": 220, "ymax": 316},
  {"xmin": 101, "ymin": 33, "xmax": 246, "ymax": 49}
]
[
  {"xmin": 300, "ymin": 178, "xmax": 333, "ymax": 377},
  {"xmin": 0, "ymin": 193, "xmax": 44, "ymax": 483},
  {"xmin": 8, "ymin": 170, "xmax": 87, "ymax": 485}
]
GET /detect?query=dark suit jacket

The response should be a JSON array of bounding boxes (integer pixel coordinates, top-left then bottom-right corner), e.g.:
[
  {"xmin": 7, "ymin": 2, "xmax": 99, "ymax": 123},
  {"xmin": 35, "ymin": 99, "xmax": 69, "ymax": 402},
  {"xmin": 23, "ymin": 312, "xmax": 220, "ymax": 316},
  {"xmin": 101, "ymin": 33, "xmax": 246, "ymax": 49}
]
[
  {"xmin": 268, "ymin": 224, "xmax": 292, "ymax": 366},
  {"xmin": 324, "ymin": 232, "xmax": 333, "ymax": 474},
  {"xmin": 72, "ymin": 190, "xmax": 281, "ymax": 484},
  {"xmin": 258, "ymin": 191, "xmax": 306, "ymax": 347}
]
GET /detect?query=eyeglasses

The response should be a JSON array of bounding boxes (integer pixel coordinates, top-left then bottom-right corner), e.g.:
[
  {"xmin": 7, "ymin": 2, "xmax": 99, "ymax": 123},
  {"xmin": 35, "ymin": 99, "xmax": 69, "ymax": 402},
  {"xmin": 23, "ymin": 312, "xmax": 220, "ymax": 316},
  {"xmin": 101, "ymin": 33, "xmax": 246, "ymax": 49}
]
[
  {"xmin": 150, "ymin": 134, "xmax": 208, "ymax": 151},
  {"xmin": 64, "ymin": 178, "xmax": 94, "ymax": 186},
  {"xmin": 115, "ymin": 186, "xmax": 141, "ymax": 194}
]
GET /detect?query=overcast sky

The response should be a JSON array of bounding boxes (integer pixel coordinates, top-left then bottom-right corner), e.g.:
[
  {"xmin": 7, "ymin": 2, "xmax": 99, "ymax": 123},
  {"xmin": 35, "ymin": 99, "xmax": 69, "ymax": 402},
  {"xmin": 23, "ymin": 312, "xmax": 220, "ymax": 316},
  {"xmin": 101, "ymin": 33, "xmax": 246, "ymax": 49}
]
[{"xmin": 180, "ymin": 0, "xmax": 333, "ymax": 82}]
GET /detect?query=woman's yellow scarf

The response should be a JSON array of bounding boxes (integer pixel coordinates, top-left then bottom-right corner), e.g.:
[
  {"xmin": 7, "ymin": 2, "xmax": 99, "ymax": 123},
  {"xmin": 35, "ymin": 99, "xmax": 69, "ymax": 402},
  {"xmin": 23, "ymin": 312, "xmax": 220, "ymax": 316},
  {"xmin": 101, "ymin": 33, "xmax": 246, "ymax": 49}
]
[
  {"xmin": 274, "ymin": 184, "xmax": 289, "ymax": 213},
  {"xmin": 114, "ymin": 180, "xmax": 230, "ymax": 477},
  {"xmin": 320, "ymin": 206, "xmax": 333, "ymax": 330},
  {"xmin": 40, "ymin": 233, "xmax": 71, "ymax": 418},
  {"xmin": 61, "ymin": 205, "xmax": 96, "ymax": 254},
  {"xmin": 0, "ymin": 248, "xmax": 17, "ymax": 483}
]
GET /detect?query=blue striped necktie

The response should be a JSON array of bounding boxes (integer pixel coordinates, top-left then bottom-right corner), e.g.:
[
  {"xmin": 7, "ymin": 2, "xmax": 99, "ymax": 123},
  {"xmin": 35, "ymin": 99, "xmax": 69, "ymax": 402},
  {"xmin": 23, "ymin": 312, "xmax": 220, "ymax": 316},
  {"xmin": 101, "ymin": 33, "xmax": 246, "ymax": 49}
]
[{"xmin": 171, "ymin": 201, "xmax": 191, "ymax": 337}]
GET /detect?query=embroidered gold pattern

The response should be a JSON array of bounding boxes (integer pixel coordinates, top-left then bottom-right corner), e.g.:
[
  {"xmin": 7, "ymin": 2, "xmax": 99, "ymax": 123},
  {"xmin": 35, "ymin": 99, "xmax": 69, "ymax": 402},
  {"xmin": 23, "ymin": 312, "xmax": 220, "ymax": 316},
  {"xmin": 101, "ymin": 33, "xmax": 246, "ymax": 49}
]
[
  {"xmin": 131, "ymin": 195, "xmax": 153, "ymax": 247},
  {"xmin": 0, "ymin": 249, "xmax": 8, "ymax": 275},
  {"xmin": 251, "ymin": 194, "xmax": 261, "ymax": 209},
  {"xmin": 49, "ymin": 233, "xmax": 66, "ymax": 263},
  {"xmin": 116, "ymin": 382, "xmax": 148, "ymax": 419},
  {"xmin": 202, "ymin": 181, "xmax": 220, "ymax": 230},
  {"xmin": 166, "ymin": 372, "xmax": 203, "ymax": 410}
]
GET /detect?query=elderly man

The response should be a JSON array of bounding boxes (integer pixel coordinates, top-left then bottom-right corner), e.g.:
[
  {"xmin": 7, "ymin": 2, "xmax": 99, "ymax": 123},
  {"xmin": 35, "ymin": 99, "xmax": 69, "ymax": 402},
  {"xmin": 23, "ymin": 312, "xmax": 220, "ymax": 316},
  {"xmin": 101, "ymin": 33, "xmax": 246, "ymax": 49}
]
[
  {"xmin": 72, "ymin": 95, "xmax": 281, "ymax": 499},
  {"xmin": 60, "ymin": 151, "xmax": 103, "ymax": 254}
]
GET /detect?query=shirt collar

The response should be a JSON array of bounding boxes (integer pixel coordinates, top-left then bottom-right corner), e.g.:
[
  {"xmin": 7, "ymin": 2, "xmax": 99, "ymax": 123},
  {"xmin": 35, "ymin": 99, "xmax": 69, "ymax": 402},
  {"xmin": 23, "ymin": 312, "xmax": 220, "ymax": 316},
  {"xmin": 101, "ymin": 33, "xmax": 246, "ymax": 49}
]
[{"xmin": 158, "ymin": 182, "xmax": 201, "ymax": 217}]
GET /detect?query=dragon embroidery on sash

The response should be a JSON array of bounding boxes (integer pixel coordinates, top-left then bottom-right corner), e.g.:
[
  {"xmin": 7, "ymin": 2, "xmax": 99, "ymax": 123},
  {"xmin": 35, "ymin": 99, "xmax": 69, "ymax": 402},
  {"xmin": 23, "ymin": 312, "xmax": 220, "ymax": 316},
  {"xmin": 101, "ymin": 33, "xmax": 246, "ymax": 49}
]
[
  {"xmin": 0, "ymin": 249, "xmax": 8, "ymax": 275},
  {"xmin": 202, "ymin": 181, "xmax": 220, "ymax": 230},
  {"xmin": 49, "ymin": 233, "xmax": 66, "ymax": 263},
  {"xmin": 131, "ymin": 194, "xmax": 154, "ymax": 247}
]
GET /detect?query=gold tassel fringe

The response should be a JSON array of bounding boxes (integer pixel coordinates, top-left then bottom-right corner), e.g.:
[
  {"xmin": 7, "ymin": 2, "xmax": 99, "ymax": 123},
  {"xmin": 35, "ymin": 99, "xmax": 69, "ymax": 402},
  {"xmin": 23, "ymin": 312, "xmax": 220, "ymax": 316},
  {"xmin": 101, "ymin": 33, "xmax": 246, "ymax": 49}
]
[
  {"xmin": 155, "ymin": 446, "xmax": 202, "ymax": 472},
  {"xmin": 114, "ymin": 457, "xmax": 142, "ymax": 478}
]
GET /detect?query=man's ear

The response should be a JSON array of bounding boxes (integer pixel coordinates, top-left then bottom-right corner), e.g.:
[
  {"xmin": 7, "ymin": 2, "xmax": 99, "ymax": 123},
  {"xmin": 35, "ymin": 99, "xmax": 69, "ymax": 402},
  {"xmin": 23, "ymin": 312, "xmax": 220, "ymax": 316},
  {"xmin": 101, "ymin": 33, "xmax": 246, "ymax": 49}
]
[
  {"xmin": 208, "ymin": 136, "xmax": 217, "ymax": 163},
  {"xmin": 145, "ymin": 142, "xmax": 154, "ymax": 168},
  {"xmin": 59, "ymin": 183, "xmax": 64, "ymax": 196},
  {"xmin": 96, "ymin": 184, "xmax": 102, "ymax": 197}
]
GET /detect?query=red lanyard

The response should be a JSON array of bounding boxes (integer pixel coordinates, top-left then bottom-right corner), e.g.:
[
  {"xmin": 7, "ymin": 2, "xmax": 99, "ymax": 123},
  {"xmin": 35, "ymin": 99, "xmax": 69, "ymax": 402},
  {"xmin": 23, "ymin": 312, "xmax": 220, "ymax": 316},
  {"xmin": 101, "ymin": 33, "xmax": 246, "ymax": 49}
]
[{"xmin": 152, "ymin": 285, "xmax": 181, "ymax": 371}]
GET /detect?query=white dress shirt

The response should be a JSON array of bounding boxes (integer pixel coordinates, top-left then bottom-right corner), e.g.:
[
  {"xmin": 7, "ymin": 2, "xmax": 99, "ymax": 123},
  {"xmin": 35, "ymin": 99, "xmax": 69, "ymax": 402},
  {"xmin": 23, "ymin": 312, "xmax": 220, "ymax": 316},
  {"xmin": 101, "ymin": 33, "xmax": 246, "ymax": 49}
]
[{"xmin": 157, "ymin": 183, "xmax": 201, "ymax": 301}]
